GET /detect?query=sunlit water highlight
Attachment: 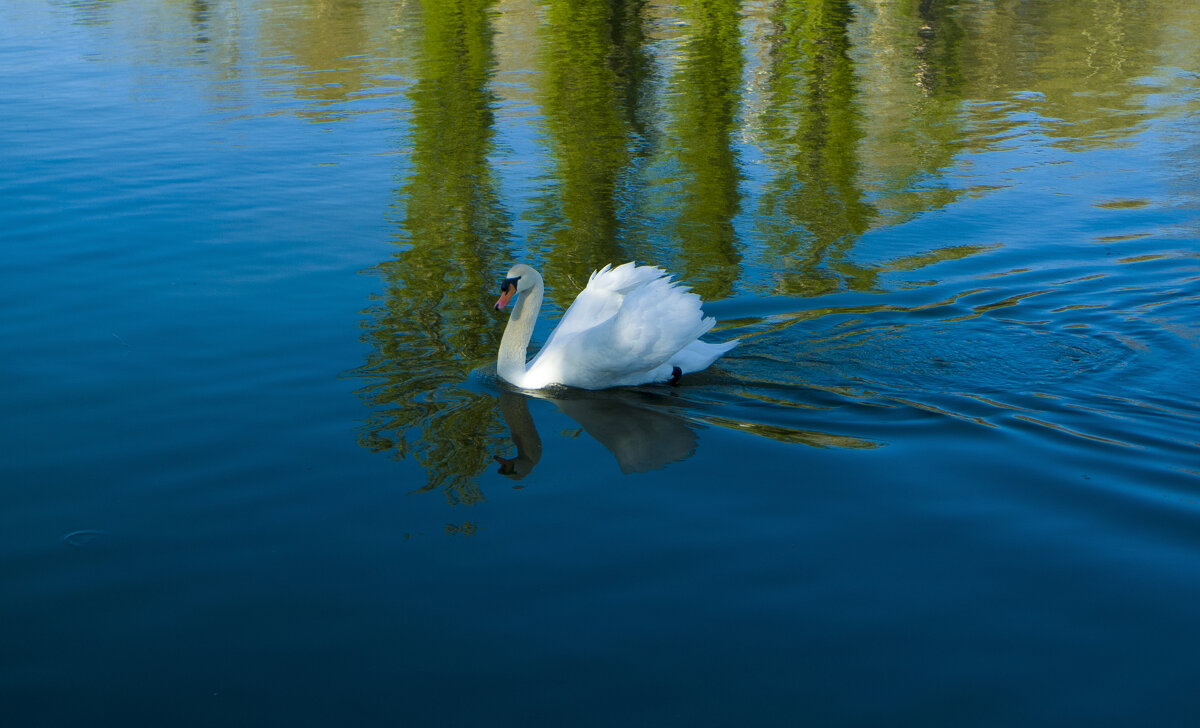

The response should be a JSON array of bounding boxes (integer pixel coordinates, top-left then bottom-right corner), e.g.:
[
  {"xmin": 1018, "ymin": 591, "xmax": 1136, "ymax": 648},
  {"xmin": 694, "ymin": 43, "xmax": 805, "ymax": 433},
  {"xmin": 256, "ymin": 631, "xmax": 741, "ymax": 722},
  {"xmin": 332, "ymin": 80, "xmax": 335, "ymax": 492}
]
[{"xmin": 2, "ymin": 0, "xmax": 1199, "ymax": 725}]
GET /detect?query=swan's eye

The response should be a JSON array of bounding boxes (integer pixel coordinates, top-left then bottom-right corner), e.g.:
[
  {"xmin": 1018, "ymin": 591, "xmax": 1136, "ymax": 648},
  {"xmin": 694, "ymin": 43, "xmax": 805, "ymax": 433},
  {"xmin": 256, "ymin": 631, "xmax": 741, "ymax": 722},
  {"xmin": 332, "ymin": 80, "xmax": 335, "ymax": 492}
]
[{"xmin": 500, "ymin": 276, "xmax": 520, "ymax": 293}]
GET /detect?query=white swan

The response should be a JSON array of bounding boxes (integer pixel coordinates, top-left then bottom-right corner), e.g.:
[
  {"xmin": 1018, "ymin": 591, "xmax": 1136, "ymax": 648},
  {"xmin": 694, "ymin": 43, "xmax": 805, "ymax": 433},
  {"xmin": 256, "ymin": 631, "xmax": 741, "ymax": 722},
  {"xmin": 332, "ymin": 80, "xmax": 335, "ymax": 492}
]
[{"xmin": 494, "ymin": 262, "xmax": 738, "ymax": 390}]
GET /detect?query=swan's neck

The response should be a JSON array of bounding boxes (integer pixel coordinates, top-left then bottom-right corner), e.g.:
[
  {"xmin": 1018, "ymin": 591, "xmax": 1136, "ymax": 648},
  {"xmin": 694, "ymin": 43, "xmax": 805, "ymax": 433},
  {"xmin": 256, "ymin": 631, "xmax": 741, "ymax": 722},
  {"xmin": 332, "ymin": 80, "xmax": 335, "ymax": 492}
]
[{"xmin": 497, "ymin": 281, "xmax": 542, "ymax": 386}]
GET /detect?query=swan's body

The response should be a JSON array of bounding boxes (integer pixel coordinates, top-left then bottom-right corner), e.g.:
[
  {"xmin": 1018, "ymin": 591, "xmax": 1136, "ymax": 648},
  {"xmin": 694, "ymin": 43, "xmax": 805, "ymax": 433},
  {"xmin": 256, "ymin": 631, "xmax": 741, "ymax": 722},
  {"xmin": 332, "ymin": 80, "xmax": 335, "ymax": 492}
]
[{"xmin": 494, "ymin": 262, "xmax": 737, "ymax": 390}]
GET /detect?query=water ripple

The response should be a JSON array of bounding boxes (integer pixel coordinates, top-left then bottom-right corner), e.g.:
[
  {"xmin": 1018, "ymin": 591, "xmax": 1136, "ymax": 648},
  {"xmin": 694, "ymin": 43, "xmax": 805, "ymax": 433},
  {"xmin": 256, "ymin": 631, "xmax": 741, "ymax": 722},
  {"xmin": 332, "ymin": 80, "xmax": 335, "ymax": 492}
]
[{"xmin": 702, "ymin": 245, "xmax": 1199, "ymax": 468}]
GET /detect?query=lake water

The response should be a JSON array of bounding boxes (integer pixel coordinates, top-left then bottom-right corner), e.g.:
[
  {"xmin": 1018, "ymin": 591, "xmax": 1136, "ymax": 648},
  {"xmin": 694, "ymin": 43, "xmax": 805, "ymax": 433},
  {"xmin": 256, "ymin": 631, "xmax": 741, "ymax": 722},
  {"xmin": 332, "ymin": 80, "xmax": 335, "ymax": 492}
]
[{"xmin": 3, "ymin": 0, "xmax": 1199, "ymax": 724}]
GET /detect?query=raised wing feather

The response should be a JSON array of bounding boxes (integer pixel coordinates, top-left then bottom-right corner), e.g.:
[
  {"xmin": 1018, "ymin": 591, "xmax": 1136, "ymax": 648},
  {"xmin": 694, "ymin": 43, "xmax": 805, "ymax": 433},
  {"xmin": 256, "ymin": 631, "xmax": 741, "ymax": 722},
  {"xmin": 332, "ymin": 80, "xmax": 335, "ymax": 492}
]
[
  {"xmin": 538, "ymin": 263, "xmax": 666, "ymax": 350},
  {"xmin": 553, "ymin": 271, "xmax": 713, "ymax": 386},
  {"xmin": 590, "ymin": 274, "xmax": 714, "ymax": 373}
]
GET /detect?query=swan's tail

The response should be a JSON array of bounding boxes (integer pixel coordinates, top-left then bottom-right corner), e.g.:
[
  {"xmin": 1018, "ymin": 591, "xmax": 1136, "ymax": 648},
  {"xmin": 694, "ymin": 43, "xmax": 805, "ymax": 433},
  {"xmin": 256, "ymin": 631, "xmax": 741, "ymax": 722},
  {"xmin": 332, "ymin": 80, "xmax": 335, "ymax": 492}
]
[{"xmin": 673, "ymin": 337, "xmax": 739, "ymax": 374}]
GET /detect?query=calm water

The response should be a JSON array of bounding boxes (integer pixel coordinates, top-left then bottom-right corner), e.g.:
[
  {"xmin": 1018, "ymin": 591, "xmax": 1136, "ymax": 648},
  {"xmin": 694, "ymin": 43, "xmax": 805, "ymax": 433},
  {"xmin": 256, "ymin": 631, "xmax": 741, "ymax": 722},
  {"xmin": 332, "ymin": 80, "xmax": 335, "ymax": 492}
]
[{"xmin": 3, "ymin": 0, "xmax": 1200, "ymax": 724}]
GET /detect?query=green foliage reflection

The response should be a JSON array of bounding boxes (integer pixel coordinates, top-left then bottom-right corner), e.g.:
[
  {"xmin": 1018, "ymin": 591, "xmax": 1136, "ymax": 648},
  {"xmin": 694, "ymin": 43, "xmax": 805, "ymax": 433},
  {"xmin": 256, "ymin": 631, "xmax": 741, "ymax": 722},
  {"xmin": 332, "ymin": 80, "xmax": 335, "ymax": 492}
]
[
  {"xmin": 755, "ymin": 0, "xmax": 990, "ymax": 296},
  {"xmin": 757, "ymin": 0, "xmax": 875, "ymax": 296},
  {"xmin": 659, "ymin": 0, "xmax": 744, "ymax": 300},
  {"xmin": 529, "ymin": 0, "xmax": 647, "ymax": 303},
  {"xmin": 354, "ymin": 0, "xmax": 510, "ymax": 505},
  {"xmin": 854, "ymin": 0, "xmax": 970, "ymax": 223}
]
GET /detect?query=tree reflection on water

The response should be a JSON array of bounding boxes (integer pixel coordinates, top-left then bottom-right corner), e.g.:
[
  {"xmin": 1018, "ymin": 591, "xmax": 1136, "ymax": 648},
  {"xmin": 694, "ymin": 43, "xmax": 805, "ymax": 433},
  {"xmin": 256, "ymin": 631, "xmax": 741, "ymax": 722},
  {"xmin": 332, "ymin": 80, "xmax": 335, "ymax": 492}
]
[
  {"xmin": 528, "ymin": 0, "xmax": 644, "ymax": 303},
  {"xmin": 353, "ymin": 0, "xmax": 510, "ymax": 505},
  {"xmin": 657, "ymin": 0, "xmax": 744, "ymax": 301},
  {"xmin": 756, "ymin": 0, "xmax": 875, "ymax": 297},
  {"xmin": 342, "ymin": 0, "xmax": 1195, "ymax": 504}
]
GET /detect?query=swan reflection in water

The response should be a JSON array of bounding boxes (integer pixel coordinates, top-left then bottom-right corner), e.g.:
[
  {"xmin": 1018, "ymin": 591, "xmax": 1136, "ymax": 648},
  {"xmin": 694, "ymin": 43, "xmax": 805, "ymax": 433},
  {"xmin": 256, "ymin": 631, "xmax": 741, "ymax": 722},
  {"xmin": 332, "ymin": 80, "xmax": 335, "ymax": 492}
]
[{"xmin": 493, "ymin": 389, "xmax": 700, "ymax": 480}]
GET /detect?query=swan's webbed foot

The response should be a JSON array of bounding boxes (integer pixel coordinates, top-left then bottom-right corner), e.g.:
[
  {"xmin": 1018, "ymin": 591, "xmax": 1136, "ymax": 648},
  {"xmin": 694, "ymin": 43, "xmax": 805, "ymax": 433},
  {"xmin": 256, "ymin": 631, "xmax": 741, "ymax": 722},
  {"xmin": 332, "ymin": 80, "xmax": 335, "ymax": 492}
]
[{"xmin": 667, "ymin": 366, "xmax": 682, "ymax": 386}]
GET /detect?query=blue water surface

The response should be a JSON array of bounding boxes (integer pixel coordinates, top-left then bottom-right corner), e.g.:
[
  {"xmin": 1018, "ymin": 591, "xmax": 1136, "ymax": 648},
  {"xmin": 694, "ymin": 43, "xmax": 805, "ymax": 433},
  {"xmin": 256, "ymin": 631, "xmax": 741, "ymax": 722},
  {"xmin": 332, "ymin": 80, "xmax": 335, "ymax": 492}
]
[{"xmin": 2, "ymin": 0, "xmax": 1200, "ymax": 725}]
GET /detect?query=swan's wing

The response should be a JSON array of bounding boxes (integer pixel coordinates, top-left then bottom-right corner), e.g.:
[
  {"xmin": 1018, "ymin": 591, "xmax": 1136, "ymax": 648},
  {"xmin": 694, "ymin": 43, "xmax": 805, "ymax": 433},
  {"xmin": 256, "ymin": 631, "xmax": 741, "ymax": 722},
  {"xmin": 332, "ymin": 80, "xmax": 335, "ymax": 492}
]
[
  {"xmin": 540, "ymin": 263, "xmax": 667, "ymax": 350},
  {"xmin": 525, "ymin": 263, "xmax": 729, "ymax": 388},
  {"xmin": 572, "ymin": 273, "xmax": 716, "ymax": 378}
]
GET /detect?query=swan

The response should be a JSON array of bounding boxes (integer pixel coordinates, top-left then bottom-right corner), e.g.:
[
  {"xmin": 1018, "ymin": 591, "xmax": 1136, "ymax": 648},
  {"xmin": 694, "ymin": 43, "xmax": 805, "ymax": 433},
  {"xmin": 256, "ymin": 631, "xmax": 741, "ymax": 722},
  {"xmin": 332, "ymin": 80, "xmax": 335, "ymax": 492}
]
[{"xmin": 493, "ymin": 262, "xmax": 737, "ymax": 390}]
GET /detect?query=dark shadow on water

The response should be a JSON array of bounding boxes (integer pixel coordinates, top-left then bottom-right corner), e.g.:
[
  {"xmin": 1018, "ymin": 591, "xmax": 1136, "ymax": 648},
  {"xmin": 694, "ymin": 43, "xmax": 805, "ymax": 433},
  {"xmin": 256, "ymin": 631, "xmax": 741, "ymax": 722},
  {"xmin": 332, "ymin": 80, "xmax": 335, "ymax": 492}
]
[{"xmin": 495, "ymin": 388, "xmax": 699, "ymax": 478}]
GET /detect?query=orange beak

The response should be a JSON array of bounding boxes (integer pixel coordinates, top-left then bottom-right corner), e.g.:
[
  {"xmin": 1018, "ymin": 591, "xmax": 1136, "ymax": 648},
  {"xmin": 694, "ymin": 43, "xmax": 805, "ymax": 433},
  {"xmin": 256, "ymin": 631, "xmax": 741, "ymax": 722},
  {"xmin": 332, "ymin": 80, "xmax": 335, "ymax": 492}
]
[{"xmin": 495, "ymin": 283, "xmax": 515, "ymax": 311}]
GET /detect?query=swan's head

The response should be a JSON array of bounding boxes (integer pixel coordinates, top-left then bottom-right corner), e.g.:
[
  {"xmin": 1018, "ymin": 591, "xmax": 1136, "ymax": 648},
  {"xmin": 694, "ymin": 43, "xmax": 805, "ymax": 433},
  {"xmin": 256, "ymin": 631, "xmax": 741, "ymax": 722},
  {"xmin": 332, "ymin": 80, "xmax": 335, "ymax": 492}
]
[{"xmin": 494, "ymin": 263, "xmax": 541, "ymax": 311}]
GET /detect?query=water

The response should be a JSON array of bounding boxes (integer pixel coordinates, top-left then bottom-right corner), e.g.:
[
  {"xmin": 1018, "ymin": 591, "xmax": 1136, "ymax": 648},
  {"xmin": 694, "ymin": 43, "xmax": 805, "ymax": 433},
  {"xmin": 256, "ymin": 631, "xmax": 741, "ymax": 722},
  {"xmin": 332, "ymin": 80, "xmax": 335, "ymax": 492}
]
[{"xmin": 2, "ymin": 0, "xmax": 1199, "ymax": 724}]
